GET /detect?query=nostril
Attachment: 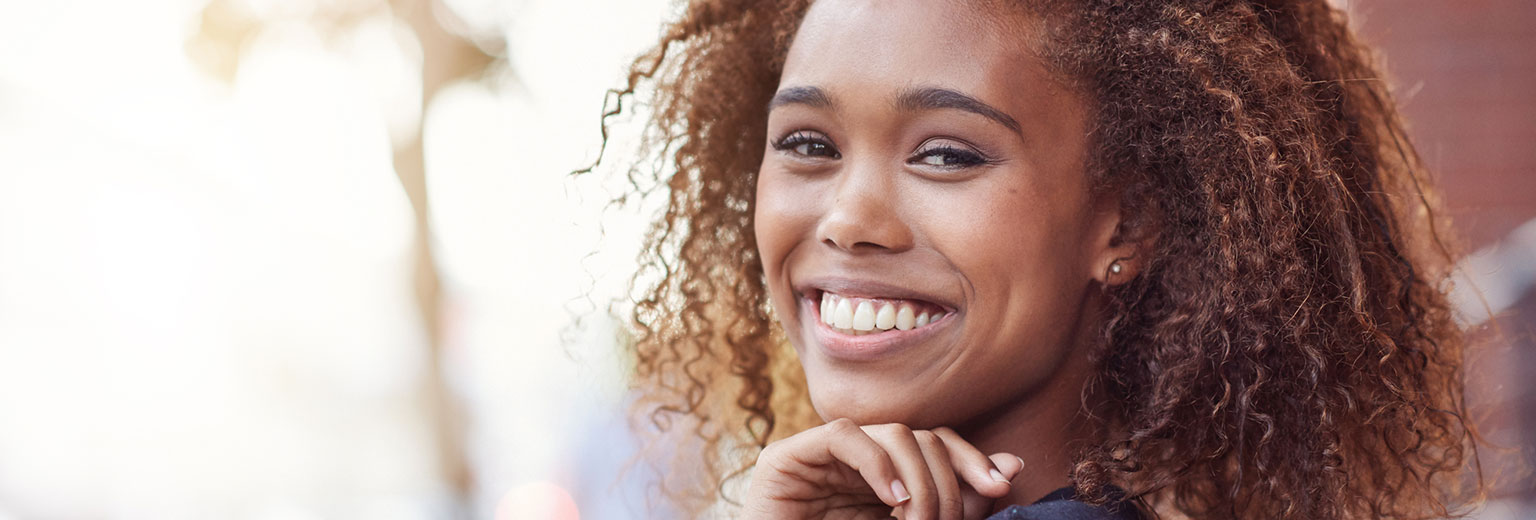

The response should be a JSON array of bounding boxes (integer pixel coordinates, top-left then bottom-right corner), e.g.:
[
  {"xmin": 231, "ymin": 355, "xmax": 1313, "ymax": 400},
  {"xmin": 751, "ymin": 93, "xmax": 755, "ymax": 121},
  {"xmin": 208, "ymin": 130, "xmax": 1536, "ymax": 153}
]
[
  {"xmin": 852, "ymin": 240, "xmax": 894, "ymax": 252},
  {"xmin": 822, "ymin": 236, "xmax": 891, "ymax": 252}
]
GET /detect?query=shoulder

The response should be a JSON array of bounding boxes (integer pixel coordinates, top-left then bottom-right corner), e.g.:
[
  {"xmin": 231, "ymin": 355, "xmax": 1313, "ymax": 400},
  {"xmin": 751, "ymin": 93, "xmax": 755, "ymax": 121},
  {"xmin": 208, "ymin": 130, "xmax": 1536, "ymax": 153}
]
[
  {"xmin": 985, "ymin": 501, "xmax": 1144, "ymax": 520},
  {"xmin": 985, "ymin": 487, "xmax": 1145, "ymax": 520}
]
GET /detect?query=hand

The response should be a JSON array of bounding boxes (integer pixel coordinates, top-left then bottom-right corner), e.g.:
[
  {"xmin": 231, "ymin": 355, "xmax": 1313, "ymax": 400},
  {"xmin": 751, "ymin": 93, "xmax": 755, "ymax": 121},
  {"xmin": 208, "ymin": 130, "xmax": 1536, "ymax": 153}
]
[{"xmin": 741, "ymin": 418, "xmax": 1024, "ymax": 520}]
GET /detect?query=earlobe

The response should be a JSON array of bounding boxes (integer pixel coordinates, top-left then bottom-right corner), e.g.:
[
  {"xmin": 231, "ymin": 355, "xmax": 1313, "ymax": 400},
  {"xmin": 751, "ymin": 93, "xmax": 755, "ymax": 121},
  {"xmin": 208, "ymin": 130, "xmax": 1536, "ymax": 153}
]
[
  {"xmin": 1089, "ymin": 198, "xmax": 1155, "ymax": 286},
  {"xmin": 1100, "ymin": 254, "xmax": 1140, "ymax": 285}
]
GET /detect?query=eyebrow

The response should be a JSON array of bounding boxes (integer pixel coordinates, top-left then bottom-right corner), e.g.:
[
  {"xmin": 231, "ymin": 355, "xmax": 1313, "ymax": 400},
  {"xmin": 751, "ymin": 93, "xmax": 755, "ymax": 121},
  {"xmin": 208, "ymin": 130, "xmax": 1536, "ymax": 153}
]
[
  {"xmin": 895, "ymin": 87, "xmax": 1021, "ymax": 135},
  {"xmin": 767, "ymin": 86, "xmax": 833, "ymax": 111},
  {"xmin": 767, "ymin": 85, "xmax": 1022, "ymax": 135}
]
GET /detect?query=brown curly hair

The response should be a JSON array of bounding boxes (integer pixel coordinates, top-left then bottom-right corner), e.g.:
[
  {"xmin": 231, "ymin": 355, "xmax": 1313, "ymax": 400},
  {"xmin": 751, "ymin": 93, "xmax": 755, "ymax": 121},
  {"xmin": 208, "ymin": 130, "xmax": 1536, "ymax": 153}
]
[{"xmin": 582, "ymin": 0, "xmax": 1483, "ymax": 518}]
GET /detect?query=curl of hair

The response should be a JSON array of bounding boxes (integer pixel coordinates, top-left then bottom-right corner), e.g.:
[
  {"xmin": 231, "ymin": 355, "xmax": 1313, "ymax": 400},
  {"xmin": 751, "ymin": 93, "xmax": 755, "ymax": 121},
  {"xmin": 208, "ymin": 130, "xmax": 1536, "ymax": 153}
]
[{"xmin": 583, "ymin": 0, "xmax": 1481, "ymax": 518}]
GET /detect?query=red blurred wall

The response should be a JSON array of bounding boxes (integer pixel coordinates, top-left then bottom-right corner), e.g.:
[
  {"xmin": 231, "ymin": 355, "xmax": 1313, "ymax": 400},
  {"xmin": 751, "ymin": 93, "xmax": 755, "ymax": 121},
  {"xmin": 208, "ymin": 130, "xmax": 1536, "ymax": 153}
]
[
  {"xmin": 1351, "ymin": 0, "xmax": 1536, "ymax": 502},
  {"xmin": 1352, "ymin": 0, "xmax": 1536, "ymax": 248}
]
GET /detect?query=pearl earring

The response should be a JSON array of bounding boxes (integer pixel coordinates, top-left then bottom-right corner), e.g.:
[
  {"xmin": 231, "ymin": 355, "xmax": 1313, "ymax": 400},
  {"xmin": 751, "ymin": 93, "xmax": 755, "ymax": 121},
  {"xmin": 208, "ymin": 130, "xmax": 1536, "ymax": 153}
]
[{"xmin": 1110, "ymin": 261, "xmax": 1124, "ymax": 275}]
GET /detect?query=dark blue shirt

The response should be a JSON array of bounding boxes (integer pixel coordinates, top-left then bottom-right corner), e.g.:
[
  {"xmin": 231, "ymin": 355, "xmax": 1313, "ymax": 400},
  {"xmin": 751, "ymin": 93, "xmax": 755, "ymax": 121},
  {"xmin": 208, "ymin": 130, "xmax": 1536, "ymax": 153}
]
[{"xmin": 985, "ymin": 486, "xmax": 1144, "ymax": 520}]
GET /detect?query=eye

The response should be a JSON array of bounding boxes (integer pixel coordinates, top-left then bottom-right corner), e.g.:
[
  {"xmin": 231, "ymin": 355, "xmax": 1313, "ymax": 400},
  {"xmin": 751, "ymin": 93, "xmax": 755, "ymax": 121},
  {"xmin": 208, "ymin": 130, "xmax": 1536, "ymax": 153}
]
[
  {"xmin": 773, "ymin": 130, "xmax": 841, "ymax": 159},
  {"xmin": 909, "ymin": 140, "xmax": 993, "ymax": 170}
]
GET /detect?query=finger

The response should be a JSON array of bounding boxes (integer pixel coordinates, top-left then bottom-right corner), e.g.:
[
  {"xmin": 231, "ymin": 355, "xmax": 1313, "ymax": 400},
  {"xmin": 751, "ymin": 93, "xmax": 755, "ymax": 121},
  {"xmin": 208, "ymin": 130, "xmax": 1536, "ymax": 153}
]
[
  {"xmin": 863, "ymin": 424, "xmax": 940, "ymax": 520},
  {"xmin": 962, "ymin": 454, "xmax": 1028, "ymax": 520},
  {"xmin": 913, "ymin": 430, "xmax": 965, "ymax": 520},
  {"xmin": 764, "ymin": 418, "xmax": 909, "ymax": 507},
  {"xmin": 932, "ymin": 427, "xmax": 1013, "ymax": 498},
  {"xmin": 988, "ymin": 452, "xmax": 1025, "ymax": 482}
]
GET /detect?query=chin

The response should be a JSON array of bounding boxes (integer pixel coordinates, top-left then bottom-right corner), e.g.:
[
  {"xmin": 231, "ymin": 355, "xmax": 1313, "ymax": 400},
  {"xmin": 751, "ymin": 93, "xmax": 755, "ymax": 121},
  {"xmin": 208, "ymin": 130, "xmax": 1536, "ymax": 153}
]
[{"xmin": 809, "ymin": 388, "xmax": 941, "ymax": 428}]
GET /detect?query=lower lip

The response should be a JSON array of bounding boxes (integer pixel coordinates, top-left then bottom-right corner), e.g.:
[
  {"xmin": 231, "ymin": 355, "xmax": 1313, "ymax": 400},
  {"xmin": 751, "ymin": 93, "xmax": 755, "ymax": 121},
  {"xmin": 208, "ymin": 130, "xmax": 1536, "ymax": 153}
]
[{"xmin": 800, "ymin": 297, "xmax": 954, "ymax": 361}]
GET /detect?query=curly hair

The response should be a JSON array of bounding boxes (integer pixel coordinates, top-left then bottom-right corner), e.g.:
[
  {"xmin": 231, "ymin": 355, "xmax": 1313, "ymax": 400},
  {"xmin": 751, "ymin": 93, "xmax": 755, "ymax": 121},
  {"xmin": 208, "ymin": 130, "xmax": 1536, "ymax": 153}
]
[{"xmin": 583, "ymin": 0, "xmax": 1482, "ymax": 518}]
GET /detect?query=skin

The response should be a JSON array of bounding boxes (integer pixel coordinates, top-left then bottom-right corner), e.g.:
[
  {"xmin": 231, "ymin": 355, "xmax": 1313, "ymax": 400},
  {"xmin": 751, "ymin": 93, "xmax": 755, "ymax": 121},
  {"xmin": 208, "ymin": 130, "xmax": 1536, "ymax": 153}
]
[{"xmin": 744, "ymin": 0, "xmax": 1144, "ymax": 518}]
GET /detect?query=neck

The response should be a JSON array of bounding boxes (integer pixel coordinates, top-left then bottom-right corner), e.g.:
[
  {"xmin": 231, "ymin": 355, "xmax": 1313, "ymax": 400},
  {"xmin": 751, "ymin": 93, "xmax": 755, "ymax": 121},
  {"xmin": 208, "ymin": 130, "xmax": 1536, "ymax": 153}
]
[{"xmin": 961, "ymin": 358, "xmax": 1094, "ymax": 509}]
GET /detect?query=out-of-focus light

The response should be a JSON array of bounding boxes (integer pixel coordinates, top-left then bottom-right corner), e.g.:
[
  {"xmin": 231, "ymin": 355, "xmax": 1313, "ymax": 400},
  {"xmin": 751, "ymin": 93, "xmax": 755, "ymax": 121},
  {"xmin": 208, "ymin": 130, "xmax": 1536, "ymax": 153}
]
[
  {"xmin": 495, "ymin": 481, "xmax": 579, "ymax": 520},
  {"xmin": 1451, "ymin": 217, "xmax": 1536, "ymax": 326}
]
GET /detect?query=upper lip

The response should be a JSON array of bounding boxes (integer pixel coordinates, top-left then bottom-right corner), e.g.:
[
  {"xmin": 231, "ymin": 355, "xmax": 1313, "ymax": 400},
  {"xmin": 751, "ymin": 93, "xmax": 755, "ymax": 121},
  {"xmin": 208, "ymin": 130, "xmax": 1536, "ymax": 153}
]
[{"xmin": 794, "ymin": 276, "xmax": 959, "ymax": 313}]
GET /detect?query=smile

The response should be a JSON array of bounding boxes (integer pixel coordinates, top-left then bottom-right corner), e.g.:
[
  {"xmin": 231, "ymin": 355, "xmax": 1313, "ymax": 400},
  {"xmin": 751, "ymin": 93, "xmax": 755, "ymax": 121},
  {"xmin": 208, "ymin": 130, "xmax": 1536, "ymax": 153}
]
[{"xmin": 815, "ymin": 290, "xmax": 951, "ymax": 336}]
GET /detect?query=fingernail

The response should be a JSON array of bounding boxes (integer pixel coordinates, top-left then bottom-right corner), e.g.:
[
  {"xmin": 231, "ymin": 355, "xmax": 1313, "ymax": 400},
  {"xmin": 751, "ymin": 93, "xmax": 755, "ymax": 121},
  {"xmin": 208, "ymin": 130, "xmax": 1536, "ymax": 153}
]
[
  {"xmin": 891, "ymin": 479, "xmax": 911, "ymax": 503},
  {"xmin": 990, "ymin": 468, "xmax": 1009, "ymax": 483}
]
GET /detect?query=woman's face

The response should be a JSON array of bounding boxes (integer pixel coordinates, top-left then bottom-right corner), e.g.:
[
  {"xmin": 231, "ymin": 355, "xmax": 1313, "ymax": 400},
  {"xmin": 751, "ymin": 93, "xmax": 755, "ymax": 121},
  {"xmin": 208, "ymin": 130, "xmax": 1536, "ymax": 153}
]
[{"xmin": 755, "ymin": 0, "xmax": 1122, "ymax": 428}]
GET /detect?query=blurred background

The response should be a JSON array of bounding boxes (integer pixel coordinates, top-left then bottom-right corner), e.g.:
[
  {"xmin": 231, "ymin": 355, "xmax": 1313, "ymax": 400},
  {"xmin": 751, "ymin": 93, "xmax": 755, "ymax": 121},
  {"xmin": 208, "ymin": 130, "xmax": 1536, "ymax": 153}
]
[{"xmin": 0, "ymin": 0, "xmax": 1530, "ymax": 518}]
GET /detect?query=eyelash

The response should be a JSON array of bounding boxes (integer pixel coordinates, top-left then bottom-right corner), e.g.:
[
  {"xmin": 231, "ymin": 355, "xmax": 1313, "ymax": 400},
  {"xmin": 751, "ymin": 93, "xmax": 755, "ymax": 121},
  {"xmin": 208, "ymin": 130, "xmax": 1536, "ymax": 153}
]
[
  {"xmin": 772, "ymin": 130, "xmax": 841, "ymax": 159},
  {"xmin": 910, "ymin": 141, "xmax": 996, "ymax": 169},
  {"xmin": 771, "ymin": 130, "xmax": 997, "ymax": 171}
]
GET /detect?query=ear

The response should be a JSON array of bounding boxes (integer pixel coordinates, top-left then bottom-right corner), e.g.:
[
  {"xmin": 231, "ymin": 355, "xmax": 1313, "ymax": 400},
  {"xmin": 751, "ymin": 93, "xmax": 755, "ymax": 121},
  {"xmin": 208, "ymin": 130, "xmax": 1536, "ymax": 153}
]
[{"xmin": 1086, "ymin": 194, "xmax": 1156, "ymax": 286}]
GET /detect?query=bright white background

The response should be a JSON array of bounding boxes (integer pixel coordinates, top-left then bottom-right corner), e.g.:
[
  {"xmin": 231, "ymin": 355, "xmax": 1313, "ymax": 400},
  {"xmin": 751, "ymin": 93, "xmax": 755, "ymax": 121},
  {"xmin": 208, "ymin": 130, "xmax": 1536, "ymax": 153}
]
[{"xmin": 0, "ymin": 0, "xmax": 671, "ymax": 518}]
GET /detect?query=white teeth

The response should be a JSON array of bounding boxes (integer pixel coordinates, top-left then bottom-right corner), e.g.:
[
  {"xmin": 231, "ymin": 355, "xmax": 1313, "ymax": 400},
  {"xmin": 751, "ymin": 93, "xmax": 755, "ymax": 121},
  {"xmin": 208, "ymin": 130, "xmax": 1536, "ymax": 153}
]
[
  {"xmin": 819, "ymin": 291, "xmax": 950, "ymax": 334},
  {"xmin": 895, "ymin": 305, "xmax": 915, "ymax": 330},
  {"xmin": 833, "ymin": 298, "xmax": 854, "ymax": 329},
  {"xmin": 852, "ymin": 301, "xmax": 876, "ymax": 331},
  {"xmin": 874, "ymin": 304, "xmax": 896, "ymax": 330}
]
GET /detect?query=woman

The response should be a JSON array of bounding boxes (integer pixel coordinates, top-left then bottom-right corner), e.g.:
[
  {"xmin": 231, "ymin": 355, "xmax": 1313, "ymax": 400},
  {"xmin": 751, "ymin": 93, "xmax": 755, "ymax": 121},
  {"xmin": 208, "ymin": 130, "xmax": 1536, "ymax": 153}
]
[{"xmin": 585, "ymin": 0, "xmax": 1481, "ymax": 518}]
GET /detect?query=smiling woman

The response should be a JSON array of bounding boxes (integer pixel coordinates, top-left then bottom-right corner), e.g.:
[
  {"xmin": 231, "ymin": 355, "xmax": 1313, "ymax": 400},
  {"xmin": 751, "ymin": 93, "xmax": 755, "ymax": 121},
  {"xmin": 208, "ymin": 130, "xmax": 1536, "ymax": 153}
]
[
  {"xmin": 586, "ymin": 0, "xmax": 1482, "ymax": 519},
  {"xmin": 754, "ymin": 2, "xmax": 1122, "ymax": 515}
]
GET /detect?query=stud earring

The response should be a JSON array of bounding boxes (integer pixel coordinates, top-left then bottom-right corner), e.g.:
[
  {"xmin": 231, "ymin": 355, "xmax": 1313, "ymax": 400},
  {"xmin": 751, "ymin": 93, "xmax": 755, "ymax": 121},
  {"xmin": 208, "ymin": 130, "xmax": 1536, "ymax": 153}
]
[{"xmin": 1110, "ymin": 261, "xmax": 1124, "ymax": 275}]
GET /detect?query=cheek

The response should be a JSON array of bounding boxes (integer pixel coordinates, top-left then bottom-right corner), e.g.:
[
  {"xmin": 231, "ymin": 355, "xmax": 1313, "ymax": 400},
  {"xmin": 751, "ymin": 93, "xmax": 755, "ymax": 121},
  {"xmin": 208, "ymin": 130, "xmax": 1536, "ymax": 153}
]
[
  {"xmin": 753, "ymin": 170, "xmax": 818, "ymax": 294},
  {"xmin": 925, "ymin": 181, "xmax": 1092, "ymax": 319},
  {"xmin": 930, "ymin": 183, "xmax": 1076, "ymax": 257}
]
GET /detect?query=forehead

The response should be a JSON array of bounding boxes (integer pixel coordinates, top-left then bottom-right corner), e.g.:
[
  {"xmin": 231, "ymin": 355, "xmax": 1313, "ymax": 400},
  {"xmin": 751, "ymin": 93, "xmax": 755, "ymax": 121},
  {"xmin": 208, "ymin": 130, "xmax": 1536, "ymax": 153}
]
[
  {"xmin": 781, "ymin": 0, "xmax": 1066, "ymax": 123},
  {"xmin": 783, "ymin": 0, "xmax": 1040, "ymax": 87}
]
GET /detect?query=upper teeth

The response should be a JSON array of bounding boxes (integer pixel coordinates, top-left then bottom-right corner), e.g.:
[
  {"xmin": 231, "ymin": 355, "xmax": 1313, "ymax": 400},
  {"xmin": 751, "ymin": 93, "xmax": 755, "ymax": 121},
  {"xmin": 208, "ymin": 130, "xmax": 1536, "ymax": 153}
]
[{"xmin": 819, "ymin": 291, "xmax": 946, "ymax": 334}]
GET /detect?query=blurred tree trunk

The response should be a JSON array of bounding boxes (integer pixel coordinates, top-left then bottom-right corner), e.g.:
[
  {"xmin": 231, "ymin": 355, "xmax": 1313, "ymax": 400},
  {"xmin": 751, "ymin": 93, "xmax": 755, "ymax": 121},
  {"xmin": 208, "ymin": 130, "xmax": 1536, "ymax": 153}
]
[{"xmin": 390, "ymin": 0, "xmax": 496, "ymax": 510}]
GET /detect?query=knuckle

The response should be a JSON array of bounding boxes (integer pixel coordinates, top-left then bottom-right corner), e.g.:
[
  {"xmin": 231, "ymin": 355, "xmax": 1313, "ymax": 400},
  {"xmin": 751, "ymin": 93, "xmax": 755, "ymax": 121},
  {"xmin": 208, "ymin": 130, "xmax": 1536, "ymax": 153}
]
[
  {"xmin": 826, "ymin": 417, "xmax": 858, "ymax": 434},
  {"xmin": 914, "ymin": 430, "xmax": 946, "ymax": 451},
  {"xmin": 874, "ymin": 422, "xmax": 912, "ymax": 437},
  {"xmin": 859, "ymin": 422, "xmax": 902, "ymax": 441},
  {"xmin": 755, "ymin": 441, "xmax": 785, "ymax": 463}
]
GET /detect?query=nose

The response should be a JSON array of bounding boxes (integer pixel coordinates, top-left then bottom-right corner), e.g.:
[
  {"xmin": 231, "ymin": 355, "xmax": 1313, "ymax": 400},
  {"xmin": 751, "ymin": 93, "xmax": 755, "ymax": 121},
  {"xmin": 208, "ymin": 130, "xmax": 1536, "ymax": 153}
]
[{"xmin": 815, "ymin": 162, "xmax": 914, "ymax": 254}]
